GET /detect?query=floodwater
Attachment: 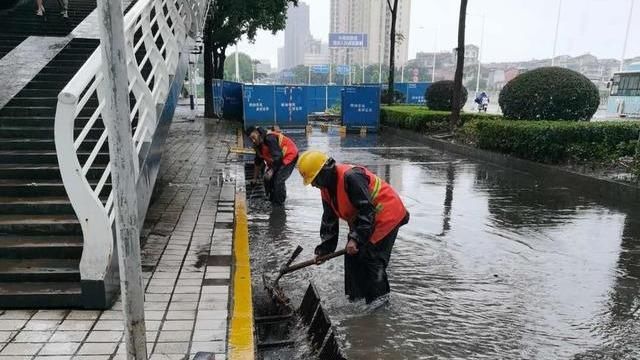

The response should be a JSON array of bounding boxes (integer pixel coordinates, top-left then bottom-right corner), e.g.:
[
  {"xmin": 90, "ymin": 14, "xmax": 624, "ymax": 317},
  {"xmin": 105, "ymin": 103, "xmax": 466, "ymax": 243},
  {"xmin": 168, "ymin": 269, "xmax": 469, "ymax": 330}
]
[{"xmin": 247, "ymin": 128, "xmax": 640, "ymax": 360}]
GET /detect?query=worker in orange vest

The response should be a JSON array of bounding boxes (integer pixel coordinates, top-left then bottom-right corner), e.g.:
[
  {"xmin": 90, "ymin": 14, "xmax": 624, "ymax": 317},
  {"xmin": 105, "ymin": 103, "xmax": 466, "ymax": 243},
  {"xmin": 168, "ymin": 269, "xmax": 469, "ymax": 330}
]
[
  {"xmin": 246, "ymin": 126, "xmax": 299, "ymax": 206},
  {"xmin": 297, "ymin": 150, "xmax": 409, "ymax": 303}
]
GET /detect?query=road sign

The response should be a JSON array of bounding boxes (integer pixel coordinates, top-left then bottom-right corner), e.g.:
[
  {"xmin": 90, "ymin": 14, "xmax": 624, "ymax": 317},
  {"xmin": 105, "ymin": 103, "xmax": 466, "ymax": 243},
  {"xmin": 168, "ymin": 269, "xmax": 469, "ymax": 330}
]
[
  {"xmin": 336, "ymin": 65, "xmax": 351, "ymax": 75},
  {"xmin": 329, "ymin": 33, "xmax": 368, "ymax": 48},
  {"xmin": 311, "ymin": 64, "xmax": 330, "ymax": 74}
]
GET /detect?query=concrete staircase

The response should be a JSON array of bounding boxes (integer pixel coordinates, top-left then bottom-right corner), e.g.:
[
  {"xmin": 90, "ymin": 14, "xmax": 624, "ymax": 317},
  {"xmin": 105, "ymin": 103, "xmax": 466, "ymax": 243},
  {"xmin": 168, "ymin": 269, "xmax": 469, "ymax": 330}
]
[
  {"xmin": 0, "ymin": 0, "xmax": 97, "ymax": 36},
  {"xmin": 0, "ymin": 38, "xmax": 102, "ymax": 308}
]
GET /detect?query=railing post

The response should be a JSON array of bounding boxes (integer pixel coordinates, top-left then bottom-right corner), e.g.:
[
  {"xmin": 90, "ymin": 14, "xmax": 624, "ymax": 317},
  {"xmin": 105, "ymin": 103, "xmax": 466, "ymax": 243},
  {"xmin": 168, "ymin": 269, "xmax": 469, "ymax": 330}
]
[{"xmin": 96, "ymin": 0, "xmax": 147, "ymax": 359}]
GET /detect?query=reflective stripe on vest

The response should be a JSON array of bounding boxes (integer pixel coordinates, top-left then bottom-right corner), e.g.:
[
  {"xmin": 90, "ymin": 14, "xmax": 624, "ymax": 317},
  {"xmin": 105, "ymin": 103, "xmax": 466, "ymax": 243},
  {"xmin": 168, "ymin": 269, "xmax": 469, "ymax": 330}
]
[
  {"xmin": 258, "ymin": 131, "xmax": 298, "ymax": 167},
  {"xmin": 321, "ymin": 164, "xmax": 407, "ymax": 244}
]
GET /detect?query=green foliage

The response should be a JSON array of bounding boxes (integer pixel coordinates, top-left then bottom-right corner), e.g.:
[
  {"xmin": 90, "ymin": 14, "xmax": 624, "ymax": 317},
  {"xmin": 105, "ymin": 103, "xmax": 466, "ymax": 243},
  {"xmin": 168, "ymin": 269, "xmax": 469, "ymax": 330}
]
[
  {"xmin": 381, "ymin": 90, "xmax": 406, "ymax": 104},
  {"xmin": 381, "ymin": 106, "xmax": 501, "ymax": 134},
  {"xmin": 463, "ymin": 119, "xmax": 640, "ymax": 163},
  {"xmin": 425, "ymin": 80, "xmax": 468, "ymax": 111},
  {"xmin": 224, "ymin": 52, "xmax": 253, "ymax": 82},
  {"xmin": 498, "ymin": 67, "xmax": 600, "ymax": 121}
]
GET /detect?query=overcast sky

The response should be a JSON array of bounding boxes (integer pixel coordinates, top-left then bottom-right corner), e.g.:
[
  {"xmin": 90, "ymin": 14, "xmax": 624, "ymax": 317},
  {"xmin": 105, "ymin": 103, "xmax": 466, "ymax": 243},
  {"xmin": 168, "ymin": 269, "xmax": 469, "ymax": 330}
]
[{"xmin": 237, "ymin": 0, "xmax": 640, "ymax": 67}]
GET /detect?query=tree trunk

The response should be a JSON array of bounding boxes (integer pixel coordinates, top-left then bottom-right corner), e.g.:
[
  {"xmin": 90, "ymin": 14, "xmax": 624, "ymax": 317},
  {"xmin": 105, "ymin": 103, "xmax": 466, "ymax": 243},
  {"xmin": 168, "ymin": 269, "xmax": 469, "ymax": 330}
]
[
  {"xmin": 451, "ymin": 0, "xmax": 468, "ymax": 131},
  {"xmin": 203, "ymin": 25, "xmax": 214, "ymax": 118},
  {"xmin": 386, "ymin": 0, "xmax": 399, "ymax": 105}
]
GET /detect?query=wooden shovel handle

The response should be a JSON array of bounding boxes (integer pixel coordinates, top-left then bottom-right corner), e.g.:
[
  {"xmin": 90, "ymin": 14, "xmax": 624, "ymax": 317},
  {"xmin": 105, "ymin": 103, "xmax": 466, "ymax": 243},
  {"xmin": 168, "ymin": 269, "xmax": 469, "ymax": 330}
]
[{"xmin": 281, "ymin": 249, "xmax": 347, "ymax": 275}]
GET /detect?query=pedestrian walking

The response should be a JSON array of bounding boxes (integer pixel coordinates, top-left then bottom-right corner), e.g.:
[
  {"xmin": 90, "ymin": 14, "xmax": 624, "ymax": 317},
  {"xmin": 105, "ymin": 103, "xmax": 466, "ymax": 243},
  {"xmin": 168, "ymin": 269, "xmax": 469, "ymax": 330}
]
[
  {"xmin": 246, "ymin": 126, "xmax": 299, "ymax": 206},
  {"xmin": 35, "ymin": 0, "xmax": 68, "ymax": 18},
  {"xmin": 296, "ymin": 150, "xmax": 410, "ymax": 304}
]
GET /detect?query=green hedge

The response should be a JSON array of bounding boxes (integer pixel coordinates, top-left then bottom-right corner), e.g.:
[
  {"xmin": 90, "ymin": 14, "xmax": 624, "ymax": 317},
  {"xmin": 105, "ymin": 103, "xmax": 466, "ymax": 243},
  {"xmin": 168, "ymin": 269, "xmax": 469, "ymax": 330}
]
[
  {"xmin": 463, "ymin": 119, "xmax": 640, "ymax": 163},
  {"xmin": 381, "ymin": 106, "xmax": 502, "ymax": 133}
]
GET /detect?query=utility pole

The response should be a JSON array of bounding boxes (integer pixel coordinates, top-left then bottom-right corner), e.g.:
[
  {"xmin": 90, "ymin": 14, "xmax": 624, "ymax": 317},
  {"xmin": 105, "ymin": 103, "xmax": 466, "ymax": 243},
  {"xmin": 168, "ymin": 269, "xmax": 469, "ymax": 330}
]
[
  {"xmin": 96, "ymin": 0, "xmax": 147, "ymax": 359},
  {"xmin": 308, "ymin": 66, "xmax": 311, "ymax": 85},
  {"xmin": 235, "ymin": 44, "xmax": 240, "ymax": 82},
  {"xmin": 362, "ymin": 47, "xmax": 365, "ymax": 84},
  {"xmin": 551, "ymin": 0, "xmax": 562, "ymax": 66},
  {"xmin": 621, "ymin": 0, "xmax": 635, "ymax": 71},
  {"xmin": 432, "ymin": 28, "xmax": 437, "ymax": 82},
  {"xmin": 475, "ymin": 14, "xmax": 485, "ymax": 95}
]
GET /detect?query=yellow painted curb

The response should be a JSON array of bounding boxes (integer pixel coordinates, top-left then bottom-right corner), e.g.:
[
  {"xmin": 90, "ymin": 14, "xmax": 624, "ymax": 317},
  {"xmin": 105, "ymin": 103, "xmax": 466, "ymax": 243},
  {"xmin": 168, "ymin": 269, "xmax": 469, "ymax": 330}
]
[{"xmin": 229, "ymin": 193, "xmax": 255, "ymax": 360}]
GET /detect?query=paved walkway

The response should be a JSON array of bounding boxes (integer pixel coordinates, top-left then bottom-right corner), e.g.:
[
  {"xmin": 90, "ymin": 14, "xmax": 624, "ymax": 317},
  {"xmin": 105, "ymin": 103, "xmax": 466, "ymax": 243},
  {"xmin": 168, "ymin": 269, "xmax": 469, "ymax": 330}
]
[{"xmin": 0, "ymin": 103, "xmax": 240, "ymax": 360}]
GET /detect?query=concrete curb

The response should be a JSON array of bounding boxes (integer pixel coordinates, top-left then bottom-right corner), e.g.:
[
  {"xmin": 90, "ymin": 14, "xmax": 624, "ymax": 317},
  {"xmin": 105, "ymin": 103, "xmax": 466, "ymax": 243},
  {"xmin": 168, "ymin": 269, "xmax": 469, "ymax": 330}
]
[{"xmin": 382, "ymin": 126, "xmax": 640, "ymax": 211}]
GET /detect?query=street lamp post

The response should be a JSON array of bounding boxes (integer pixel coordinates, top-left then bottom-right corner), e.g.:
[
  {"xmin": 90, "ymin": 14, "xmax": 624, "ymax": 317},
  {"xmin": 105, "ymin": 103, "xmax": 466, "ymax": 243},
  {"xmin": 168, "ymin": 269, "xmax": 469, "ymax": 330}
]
[
  {"xmin": 475, "ymin": 14, "xmax": 485, "ymax": 95},
  {"xmin": 551, "ymin": 0, "xmax": 562, "ymax": 66},
  {"xmin": 621, "ymin": 0, "xmax": 635, "ymax": 71},
  {"xmin": 235, "ymin": 44, "xmax": 240, "ymax": 82}
]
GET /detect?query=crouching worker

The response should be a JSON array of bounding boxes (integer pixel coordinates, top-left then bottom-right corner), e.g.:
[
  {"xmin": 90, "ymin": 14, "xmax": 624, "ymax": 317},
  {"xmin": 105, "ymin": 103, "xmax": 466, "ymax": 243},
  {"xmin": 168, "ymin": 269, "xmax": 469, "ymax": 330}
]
[
  {"xmin": 246, "ymin": 126, "xmax": 299, "ymax": 206},
  {"xmin": 296, "ymin": 150, "xmax": 409, "ymax": 303}
]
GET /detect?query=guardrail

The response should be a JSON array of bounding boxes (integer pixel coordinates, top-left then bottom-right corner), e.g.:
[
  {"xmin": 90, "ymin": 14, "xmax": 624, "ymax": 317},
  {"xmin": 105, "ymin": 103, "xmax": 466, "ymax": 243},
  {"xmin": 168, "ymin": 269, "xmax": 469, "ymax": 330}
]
[{"xmin": 55, "ymin": 0, "xmax": 207, "ymax": 285}]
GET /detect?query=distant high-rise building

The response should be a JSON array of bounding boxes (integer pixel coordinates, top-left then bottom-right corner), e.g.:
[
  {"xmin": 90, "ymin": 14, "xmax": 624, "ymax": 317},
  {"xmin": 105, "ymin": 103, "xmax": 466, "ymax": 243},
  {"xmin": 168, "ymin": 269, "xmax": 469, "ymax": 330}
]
[
  {"xmin": 283, "ymin": 2, "xmax": 311, "ymax": 69},
  {"xmin": 330, "ymin": 0, "xmax": 411, "ymax": 68},
  {"xmin": 277, "ymin": 47, "xmax": 285, "ymax": 71}
]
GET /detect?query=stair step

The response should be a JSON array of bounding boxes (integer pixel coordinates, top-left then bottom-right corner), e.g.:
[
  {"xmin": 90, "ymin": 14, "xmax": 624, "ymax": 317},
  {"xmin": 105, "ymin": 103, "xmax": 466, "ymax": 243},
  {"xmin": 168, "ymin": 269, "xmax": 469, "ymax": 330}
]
[
  {"xmin": 0, "ymin": 214, "xmax": 82, "ymax": 235},
  {"xmin": 0, "ymin": 150, "xmax": 109, "ymax": 165},
  {"xmin": 0, "ymin": 106, "xmax": 97, "ymax": 117},
  {"xmin": 0, "ymin": 259, "xmax": 80, "ymax": 282},
  {"xmin": 8, "ymin": 96, "xmax": 99, "ymax": 107},
  {"xmin": 0, "ymin": 138, "xmax": 104, "ymax": 151},
  {"xmin": 0, "ymin": 179, "xmax": 110, "ymax": 197},
  {"xmin": 0, "ymin": 235, "xmax": 83, "ymax": 259},
  {"xmin": 0, "ymin": 116, "xmax": 100, "ymax": 127},
  {"xmin": 0, "ymin": 164, "xmax": 106, "ymax": 180},
  {"xmin": 0, "ymin": 196, "xmax": 74, "ymax": 214},
  {"xmin": 0, "ymin": 282, "xmax": 82, "ymax": 308},
  {"xmin": 0, "ymin": 126, "xmax": 104, "ymax": 139}
]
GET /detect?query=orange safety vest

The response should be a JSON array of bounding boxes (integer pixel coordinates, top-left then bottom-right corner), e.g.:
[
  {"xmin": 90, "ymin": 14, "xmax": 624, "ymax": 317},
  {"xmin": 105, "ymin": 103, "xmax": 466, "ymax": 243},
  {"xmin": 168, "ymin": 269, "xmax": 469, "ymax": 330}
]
[
  {"xmin": 258, "ymin": 131, "xmax": 299, "ymax": 167},
  {"xmin": 321, "ymin": 164, "xmax": 407, "ymax": 244}
]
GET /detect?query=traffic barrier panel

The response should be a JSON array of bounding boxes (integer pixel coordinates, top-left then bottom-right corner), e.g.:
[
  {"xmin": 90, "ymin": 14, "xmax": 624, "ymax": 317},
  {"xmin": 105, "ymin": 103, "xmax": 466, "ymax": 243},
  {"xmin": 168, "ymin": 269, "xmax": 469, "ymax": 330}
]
[
  {"xmin": 341, "ymin": 86, "xmax": 381, "ymax": 132},
  {"xmin": 243, "ymin": 84, "xmax": 276, "ymax": 129},
  {"xmin": 274, "ymin": 85, "xmax": 308, "ymax": 128},
  {"xmin": 222, "ymin": 81, "xmax": 243, "ymax": 121}
]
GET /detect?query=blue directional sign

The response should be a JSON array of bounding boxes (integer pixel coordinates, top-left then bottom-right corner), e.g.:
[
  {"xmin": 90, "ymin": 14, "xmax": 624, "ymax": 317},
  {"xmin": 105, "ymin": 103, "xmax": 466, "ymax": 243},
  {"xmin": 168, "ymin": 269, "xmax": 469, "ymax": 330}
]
[
  {"xmin": 310, "ymin": 64, "xmax": 330, "ymax": 74},
  {"xmin": 282, "ymin": 71, "xmax": 294, "ymax": 78},
  {"xmin": 329, "ymin": 33, "xmax": 368, "ymax": 48},
  {"xmin": 336, "ymin": 65, "xmax": 351, "ymax": 75}
]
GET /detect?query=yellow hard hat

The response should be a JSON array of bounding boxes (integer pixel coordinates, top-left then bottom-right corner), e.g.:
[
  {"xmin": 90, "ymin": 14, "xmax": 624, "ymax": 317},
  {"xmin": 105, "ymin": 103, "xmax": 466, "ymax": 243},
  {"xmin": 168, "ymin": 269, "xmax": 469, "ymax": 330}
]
[{"xmin": 297, "ymin": 150, "xmax": 329, "ymax": 186}]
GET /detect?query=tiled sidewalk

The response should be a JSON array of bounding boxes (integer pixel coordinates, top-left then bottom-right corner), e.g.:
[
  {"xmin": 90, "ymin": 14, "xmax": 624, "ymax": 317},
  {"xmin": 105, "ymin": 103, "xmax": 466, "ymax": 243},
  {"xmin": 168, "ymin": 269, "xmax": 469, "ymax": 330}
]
[{"xmin": 0, "ymin": 104, "xmax": 239, "ymax": 360}]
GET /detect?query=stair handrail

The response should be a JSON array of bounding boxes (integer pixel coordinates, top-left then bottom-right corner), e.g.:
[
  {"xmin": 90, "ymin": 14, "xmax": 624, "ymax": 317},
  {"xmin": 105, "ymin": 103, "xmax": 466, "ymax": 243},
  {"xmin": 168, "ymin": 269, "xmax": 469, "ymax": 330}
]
[{"xmin": 55, "ymin": 0, "xmax": 199, "ymax": 285}]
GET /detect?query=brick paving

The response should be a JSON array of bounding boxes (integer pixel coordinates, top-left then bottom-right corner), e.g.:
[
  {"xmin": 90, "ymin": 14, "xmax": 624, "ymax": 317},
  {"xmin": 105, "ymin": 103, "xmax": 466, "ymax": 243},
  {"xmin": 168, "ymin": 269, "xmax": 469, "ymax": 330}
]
[{"xmin": 0, "ymin": 103, "xmax": 239, "ymax": 360}]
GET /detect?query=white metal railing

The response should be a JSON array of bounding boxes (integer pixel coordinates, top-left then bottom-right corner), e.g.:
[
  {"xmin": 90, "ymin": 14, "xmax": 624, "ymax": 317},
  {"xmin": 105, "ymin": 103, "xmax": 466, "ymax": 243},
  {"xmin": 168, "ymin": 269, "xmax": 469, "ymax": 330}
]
[{"xmin": 55, "ymin": 0, "xmax": 208, "ymax": 283}]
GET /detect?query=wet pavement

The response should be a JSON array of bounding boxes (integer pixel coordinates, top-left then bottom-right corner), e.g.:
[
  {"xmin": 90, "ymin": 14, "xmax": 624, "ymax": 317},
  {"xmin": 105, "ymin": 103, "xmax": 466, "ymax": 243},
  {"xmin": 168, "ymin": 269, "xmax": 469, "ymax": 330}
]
[{"xmin": 247, "ymin": 127, "xmax": 640, "ymax": 359}]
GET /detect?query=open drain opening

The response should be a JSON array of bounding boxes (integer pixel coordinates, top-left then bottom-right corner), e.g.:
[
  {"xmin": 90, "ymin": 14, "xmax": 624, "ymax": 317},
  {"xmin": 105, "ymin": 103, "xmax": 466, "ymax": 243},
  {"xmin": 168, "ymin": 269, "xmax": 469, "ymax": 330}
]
[{"xmin": 244, "ymin": 162, "xmax": 346, "ymax": 359}]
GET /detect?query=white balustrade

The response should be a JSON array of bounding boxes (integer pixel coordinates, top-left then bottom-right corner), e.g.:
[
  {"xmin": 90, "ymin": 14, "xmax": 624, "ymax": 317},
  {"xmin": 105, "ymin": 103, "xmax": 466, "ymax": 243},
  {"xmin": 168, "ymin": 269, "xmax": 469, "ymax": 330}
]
[{"xmin": 55, "ymin": 0, "xmax": 208, "ymax": 284}]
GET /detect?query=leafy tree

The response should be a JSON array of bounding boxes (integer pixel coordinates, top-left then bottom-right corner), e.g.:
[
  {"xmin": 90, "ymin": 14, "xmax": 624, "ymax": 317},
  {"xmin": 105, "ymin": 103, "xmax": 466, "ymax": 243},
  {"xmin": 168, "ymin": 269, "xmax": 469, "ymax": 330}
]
[
  {"xmin": 224, "ymin": 52, "xmax": 254, "ymax": 82},
  {"xmin": 451, "ymin": 0, "xmax": 468, "ymax": 130},
  {"xmin": 203, "ymin": 0, "xmax": 298, "ymax": 117}
]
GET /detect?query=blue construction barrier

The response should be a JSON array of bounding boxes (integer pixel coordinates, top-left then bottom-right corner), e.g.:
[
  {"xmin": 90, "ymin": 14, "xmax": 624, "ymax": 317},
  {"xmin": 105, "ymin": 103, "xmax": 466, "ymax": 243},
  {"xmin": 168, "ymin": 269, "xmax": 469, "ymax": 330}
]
[
  {"xmin": 341, "ymin": 86, "xmax": 381, "ymax": 132},
  {"xmin": 305, "ymin": 86, "xmax": 328, "ymax": 113},
  {"xmin": 212, "ymin": 80, "xmax": 224, "ymax": 118},
  {"xmin": 361, "ymin": 82, "xmax": 430, "ymax": 104},
  {"xmin": 275, "ymin": 85, "xmax": 308, "ymax": 128},
  {"xmin": 222, "ymin": 81, "xmax": 243, "ymax": 120},
  {"xmin": 243, "ymin": 85, "xmax": 275, "ymax": 128}
]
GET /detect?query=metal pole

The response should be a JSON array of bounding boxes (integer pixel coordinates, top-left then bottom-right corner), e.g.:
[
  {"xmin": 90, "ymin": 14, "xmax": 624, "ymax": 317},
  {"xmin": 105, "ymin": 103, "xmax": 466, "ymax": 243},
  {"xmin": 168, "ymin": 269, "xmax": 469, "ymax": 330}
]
[
  {"xmin": 378, "ymin": 48, "xmax": 382, "ymax": 84},
  {"xmin": 432, "ymin": 28, "xmax": 437, "ymax": 82},
  {"xmin": 362, "ymin": 47, "xmax": 365, "ymax": 84},
  {"xmin": 329, "ymin": 63, "xmax": 332, "ymax": 84},
  {"xmin": 401, "ymin": 64, "xmax": 404, "ymax": 83},
  {"xmin": 96, "ymin": 1, "xmax": 147, "ymax": 359},
  {"xmin": 235, "ymin": 44, "xmax": 240, "ymax": 81},
  {"xmin": 252, "ymin": 63, "xmax": 255, "ymax": 84},
  {"xmin": 620, "ymin": 0, "xmax": 635, "ymax": 71},
  {"xmin": 475, "ymin": 15, "xmax": 485, "ymax": 95},
  {"xmin": 308, "ymin": 66, "xmax": 311, "ymax": 85},
  {"xmin": 348, "ymin": 49, "xmax": 352, "ymax": 85},
  {"xmin": 551, "ymin": 0, "xmax": 562, "ymax": 66}
]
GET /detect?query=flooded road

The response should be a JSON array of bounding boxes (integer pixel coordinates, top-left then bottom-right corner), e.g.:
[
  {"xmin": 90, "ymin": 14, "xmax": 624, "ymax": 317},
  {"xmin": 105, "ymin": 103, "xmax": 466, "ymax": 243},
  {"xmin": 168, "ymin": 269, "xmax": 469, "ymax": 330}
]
[{"xmin": 247, "ymin": 128, "xmax": 640, "ymax": 359}]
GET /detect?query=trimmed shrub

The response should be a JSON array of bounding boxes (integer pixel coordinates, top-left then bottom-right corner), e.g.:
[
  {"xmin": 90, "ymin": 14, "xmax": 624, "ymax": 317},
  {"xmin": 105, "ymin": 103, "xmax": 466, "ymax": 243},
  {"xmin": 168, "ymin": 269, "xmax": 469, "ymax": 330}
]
[
  {"xmin": 381, "ymin": 106, "xmax": 502, "ymax": 134},
  {"xmin": 381, "ymin": 89, "xmax": 406, "ymax": 104},
  {"xmin": 425, "ymin": 80, "xmax": 468, "ymax": 111},
  {"xmin": 463, "ymin": 119, "xmax": 640, "ymax": 163},
  {"xmin": 499, "ymin": 67, "xmax": 600, "ymax": 121}
]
